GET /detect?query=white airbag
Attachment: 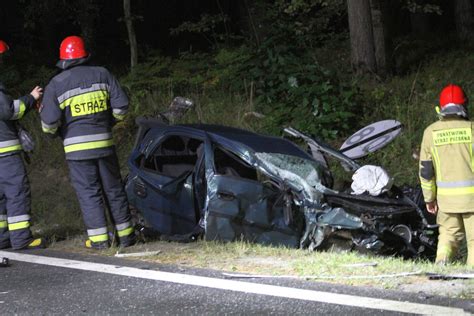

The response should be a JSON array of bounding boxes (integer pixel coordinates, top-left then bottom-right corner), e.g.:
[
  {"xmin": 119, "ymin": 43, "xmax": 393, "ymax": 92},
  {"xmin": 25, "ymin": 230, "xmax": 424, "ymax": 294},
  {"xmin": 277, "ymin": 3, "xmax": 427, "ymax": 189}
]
[{"xmin": 351, "ymin": 165, "xmax": 393, "ymax": 196}]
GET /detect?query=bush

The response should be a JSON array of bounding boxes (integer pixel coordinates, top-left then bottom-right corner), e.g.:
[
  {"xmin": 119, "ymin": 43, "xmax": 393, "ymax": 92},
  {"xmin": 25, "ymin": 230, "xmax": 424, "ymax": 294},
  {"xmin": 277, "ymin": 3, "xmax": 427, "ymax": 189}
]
[
  {"xmin": 248, "ymin": 44, "xmax": 360, "ymax": 138},
  {"xmin": 121, "ymin": 43, "xmax": 360, "ymax": 139}
]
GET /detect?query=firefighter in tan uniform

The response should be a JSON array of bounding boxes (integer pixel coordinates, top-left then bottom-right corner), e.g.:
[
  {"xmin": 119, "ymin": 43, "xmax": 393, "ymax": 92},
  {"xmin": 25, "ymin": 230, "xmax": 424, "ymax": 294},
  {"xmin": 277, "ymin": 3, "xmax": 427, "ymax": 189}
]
[{"xmin": 419, "ymin": 84, "xmax": 474, "ymax": 266}]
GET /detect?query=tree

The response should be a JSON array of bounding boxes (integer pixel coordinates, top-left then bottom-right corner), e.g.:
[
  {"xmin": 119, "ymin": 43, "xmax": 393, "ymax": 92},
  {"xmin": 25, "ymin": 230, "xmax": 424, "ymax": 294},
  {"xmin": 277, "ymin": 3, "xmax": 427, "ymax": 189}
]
[
  {"xmin": 123, "ymin": 0, "xmax": 138, "ymax": 70},
  {"xmin": 370, "ymin": 0, "xmax": 391, "ymax": 76},
  {"xmin": 454, "ymin": 0, "xmax": 473, "ymax": 42},
  {"xmin": 347, "ymin": 0, "xmax": 376, "ymax": 75},
  {"xmin": 347, "ymin": 0, "xmax": 391, "ymax": 76}
]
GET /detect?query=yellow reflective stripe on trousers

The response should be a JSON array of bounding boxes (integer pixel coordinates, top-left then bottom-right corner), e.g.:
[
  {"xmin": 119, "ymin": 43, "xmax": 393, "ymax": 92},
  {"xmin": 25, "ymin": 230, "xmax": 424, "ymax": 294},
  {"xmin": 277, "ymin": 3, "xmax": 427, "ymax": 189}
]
[
  {"xmin": 437, "ymin": 186, "xmax": 474, "ymax": 196},
  {"xmin": 8, "ymin": 221, "xmax": 30, "ymax": 231},
  {"xmin": 0, "ymin": 221, "xmax": 7, "ymax": 228},
  {"xmin": 117, "ymin": 226, "xmax": 134, "ymax": 237},
  {"xmin": 64, "ymin": 139, "xmax": 114, "ymax": 153},
  {"xmin": 89, "ymin": 234, "xmax": 109, "ymax": 242}
]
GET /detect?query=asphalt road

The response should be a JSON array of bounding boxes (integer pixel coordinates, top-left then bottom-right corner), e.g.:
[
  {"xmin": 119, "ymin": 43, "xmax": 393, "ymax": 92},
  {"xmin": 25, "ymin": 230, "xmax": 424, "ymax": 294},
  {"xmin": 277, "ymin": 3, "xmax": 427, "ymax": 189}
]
[{"xmin": 0, "ymin": 249, "xmax": 472, "ymax": 315}]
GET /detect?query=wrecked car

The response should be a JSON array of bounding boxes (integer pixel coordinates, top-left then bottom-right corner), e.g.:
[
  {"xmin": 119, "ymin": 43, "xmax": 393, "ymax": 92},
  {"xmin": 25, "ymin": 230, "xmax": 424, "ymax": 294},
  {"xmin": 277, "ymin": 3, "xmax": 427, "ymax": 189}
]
[{"xmin": 125, "ymin": 111, "xmax": 437, "ymax": 259}]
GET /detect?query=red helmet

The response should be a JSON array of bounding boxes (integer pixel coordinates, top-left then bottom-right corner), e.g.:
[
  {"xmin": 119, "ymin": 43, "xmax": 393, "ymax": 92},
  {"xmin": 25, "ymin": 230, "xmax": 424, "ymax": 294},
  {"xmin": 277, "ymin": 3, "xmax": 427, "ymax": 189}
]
[
  {"xmin": 59, "ymin": 36, "xmax": 88, "ymax": 60},
  {"xmin": 0, "ymin": 40, "xmax": 9, "ymax": 54},
  {"xmin": 439, "ymin": 84, "xmax": 467, "ymax": 109}
]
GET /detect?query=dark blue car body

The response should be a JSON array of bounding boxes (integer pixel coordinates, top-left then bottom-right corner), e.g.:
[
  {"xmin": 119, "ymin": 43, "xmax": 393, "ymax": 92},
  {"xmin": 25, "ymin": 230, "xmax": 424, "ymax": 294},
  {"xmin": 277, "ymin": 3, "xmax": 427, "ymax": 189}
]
[
  {"xmin": 126, "ymin": 119, "xmax": 313, "ymax": 247},
  {"xmin": 126, "ymin": 117, "xmax": 437, "ymax": 258}
]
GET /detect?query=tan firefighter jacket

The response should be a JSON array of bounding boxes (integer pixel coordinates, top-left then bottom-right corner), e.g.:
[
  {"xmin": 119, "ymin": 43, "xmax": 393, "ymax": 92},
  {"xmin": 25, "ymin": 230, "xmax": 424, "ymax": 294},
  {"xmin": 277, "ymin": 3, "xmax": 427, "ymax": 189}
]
[{"xmin": 419, "ymin": 116, "xmax": 474, "ymax": 213}]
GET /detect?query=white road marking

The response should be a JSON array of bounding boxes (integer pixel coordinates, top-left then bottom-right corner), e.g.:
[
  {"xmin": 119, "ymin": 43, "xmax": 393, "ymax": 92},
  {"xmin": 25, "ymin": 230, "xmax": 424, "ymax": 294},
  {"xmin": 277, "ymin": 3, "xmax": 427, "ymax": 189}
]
[{"xmin": 0, "ymin": 251, "xmax": 469, "ymax": 315}]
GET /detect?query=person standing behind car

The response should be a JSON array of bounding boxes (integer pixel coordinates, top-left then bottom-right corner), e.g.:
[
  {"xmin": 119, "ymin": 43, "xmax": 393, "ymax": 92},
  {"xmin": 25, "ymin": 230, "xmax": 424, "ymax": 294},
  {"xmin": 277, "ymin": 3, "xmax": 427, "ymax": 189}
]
[
  {"xmin": 40, "ymin": 36, "xmax": 135, "ymax": 249},
  {"xmin": 0, "ymin": 40, "xmax": 45, "ymax": 250},
  {"xmin": 419, "ymin": 84, "xmax": 474, "ymax": 266}
]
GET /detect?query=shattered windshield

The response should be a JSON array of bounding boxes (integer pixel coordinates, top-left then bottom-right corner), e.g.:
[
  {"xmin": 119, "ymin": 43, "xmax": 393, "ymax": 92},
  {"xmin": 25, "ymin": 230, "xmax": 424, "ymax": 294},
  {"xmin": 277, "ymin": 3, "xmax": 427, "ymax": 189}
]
[{"xmin": 255, "ymin": 153, "xmax": 329, "ymax": 203}]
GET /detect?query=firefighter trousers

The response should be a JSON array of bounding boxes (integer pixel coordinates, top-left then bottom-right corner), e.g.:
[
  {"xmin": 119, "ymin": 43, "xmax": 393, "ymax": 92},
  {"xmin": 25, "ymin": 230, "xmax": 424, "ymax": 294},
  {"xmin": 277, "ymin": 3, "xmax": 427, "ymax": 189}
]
[
  {"xmin": 436, "ymin": 211, "xmax": 474, "ymax": 266},
  {"xmin": 0, "ymin": 154, "xmax": 33, "ymax": 249},
  {"xmin": 67, "ymin": 152, "xmax": 134, "ymax": 244}
]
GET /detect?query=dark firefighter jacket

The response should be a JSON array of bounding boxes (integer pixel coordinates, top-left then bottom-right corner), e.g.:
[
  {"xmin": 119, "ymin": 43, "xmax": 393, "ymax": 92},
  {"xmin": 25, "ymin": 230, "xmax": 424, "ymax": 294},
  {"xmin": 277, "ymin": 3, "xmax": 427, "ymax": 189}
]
[
  {"xmin": 40, "ymin": 58, "xmax": 129, "ymax": 160},
  {"xmin": 0, "ymin": 83, "xmax": 36, "ymax": 157},
  {"xmin": 419, "ymin": 116, "xmax": 474, "ymax": 213}
]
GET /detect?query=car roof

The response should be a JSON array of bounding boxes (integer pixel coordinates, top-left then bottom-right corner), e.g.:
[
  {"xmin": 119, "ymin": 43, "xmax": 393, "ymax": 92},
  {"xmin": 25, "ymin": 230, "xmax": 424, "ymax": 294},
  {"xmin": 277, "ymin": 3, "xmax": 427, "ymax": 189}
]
[{"xmin": 146, "ymin": 123, "xmax": 311, "ymax": 159}]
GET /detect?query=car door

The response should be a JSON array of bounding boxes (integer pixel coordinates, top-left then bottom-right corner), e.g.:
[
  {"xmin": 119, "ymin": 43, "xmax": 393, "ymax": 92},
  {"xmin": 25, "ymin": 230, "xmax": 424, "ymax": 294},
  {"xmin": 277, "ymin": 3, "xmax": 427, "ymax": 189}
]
[
  {"xmin": 127, "ymin": 133, "xmax": 203, "ymax": 235},
  {"xmin": 203, "ymin": 141, "xmax": 302, "ymax": 247}
]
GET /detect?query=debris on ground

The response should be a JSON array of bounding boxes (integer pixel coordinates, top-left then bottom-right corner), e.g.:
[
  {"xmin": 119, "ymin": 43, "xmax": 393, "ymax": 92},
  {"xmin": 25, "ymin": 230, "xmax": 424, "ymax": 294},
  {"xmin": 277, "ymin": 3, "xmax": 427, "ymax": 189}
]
[
  {"xmin": 0, "ymin": 257, "xmax": 9, "ymax": 267},
  {"xmin": 341, "ymin": 262, "xmax": 378, "ymax": 268},
  {"xmin": 115, "ymin": 250, "xmax": 161, "ymax": 258},
  {"xmin": 426, "ymin": 273, "xmax": 474, "ymax": 280},
  {"xmin": 222, "ymin": 271, "xmax": 424, "ymax": 280}
]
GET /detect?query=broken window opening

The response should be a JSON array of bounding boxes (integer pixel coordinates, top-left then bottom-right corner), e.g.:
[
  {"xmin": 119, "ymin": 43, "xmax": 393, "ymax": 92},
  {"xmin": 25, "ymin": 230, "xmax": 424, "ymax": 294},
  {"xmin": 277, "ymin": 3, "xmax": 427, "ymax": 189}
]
[
  {"xmin": 214, "ymin": 147, "xmax": 258, "ymax": 181},
  {"xmin": 140, "ymin": 135, "xmax": 203, "ymax": 178}
]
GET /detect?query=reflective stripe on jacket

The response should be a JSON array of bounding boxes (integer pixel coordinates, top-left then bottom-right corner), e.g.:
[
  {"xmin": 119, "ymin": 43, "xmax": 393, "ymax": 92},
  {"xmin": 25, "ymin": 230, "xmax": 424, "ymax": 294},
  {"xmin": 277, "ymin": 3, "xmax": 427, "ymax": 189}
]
[
  {"xmin": 419, "ymin": 117, "xmax": 474, "ymax": 213},
  {"xmin": 0, "ymin": 83, "xmax": 36, "ymax": 156},
  {"xmin": 40, "ymin": 63, "xmax": 128, "ymax": 160}
]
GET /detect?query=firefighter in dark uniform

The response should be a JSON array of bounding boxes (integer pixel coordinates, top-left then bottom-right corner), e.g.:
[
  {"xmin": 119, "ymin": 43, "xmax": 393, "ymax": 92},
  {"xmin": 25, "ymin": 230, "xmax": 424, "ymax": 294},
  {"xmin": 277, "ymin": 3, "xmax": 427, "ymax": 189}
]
[
  {"xmin": 0, "ymin": 40, "xmax": 45, "ymax": 249},
  {"xmin": 40, "ymin": 36, "xmax": 135, "ymax": 249}
]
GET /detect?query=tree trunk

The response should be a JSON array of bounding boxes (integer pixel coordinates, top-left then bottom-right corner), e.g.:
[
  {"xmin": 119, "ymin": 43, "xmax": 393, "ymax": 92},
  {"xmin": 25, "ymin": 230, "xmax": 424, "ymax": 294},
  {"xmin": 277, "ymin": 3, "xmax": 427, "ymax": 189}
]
[
  {"xmin": 454, "ymin": 0, "xmax": 473, "ymax": 42},
  {"xmin": 347, "ymin": 0, "xmax": 376, "ymax": 74},
  {"xmin": 370, "ymin": 0, "xmax": 391, "ymax": 76},
  {"xmin": 123, "ymin": 0, "xmax": 138, "ymax": 70}
]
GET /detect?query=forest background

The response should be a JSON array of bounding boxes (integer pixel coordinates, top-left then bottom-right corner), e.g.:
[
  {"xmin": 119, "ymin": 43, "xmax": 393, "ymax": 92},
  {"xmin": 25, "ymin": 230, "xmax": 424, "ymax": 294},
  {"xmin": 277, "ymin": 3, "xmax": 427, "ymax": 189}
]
[{"xmin": 0, "ymin": 0, "xmax": 473, "ymax": 238}]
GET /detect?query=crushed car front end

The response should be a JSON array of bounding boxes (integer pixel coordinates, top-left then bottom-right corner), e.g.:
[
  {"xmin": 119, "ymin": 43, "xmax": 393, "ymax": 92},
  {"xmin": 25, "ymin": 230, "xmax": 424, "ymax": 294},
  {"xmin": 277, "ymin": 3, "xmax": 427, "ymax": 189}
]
[{"xmin": 126, "ymin": 117, "xmax": 438, "ymax": 259}]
